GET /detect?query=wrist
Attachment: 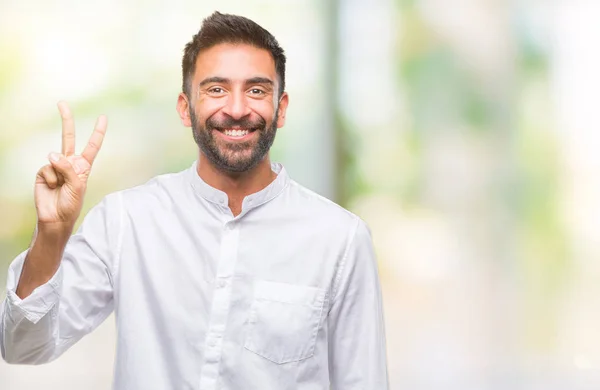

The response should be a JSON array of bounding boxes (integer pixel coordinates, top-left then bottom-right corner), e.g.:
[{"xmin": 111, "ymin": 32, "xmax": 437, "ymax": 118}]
[{"xmin": 36, "ymin": 221, "xmax": 75, "ymax": 240}]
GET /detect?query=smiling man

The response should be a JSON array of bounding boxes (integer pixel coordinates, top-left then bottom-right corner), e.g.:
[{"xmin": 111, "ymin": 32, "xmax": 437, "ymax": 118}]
[{"xmin": 0, "ymin": 12, "xmax": 389, "ymax": 390}]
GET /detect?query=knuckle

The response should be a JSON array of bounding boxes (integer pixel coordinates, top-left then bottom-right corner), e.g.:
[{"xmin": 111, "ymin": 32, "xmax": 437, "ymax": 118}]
[{"xmin": 39, "ymin": 165, "xmax": 52, "ymax": 176}]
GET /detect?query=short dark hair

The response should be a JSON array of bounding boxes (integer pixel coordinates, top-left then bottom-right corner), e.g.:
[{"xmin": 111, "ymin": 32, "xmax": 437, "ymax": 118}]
[{"xmin": 182, "ymin": 11, "xmax": 286, "ymax": 98}]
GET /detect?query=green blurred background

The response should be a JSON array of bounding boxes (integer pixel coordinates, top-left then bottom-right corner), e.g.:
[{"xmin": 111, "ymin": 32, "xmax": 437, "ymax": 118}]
[{"xmin": 2, "ymin": 0, "xmax": 600, "ymax": 389}]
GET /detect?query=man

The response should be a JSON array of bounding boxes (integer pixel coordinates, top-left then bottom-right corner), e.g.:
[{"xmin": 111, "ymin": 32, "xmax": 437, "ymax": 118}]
[{"xmin": 1, "ymin": 11, "xmax": 389, "ymax": 390}]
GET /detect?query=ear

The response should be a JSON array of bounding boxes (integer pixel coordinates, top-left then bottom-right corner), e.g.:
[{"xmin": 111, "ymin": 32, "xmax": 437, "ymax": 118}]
[
  {"xmin": 177, "ymin": 92, "xmax": 192, "ymax": 127},
  {"xmin": 276, "ymin": 92, "xmax": 289, "ymax": 129}
]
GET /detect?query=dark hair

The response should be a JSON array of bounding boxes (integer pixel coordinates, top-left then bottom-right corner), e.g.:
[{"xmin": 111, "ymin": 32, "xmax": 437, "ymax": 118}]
[{"xmin": 182, "ymin": 11, "xmax": 286, "ymax": 98}]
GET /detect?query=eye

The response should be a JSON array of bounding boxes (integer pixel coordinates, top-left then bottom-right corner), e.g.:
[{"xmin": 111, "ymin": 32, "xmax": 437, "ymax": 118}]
[
  {"xmin": 207, "ymin": 87, "xmax": 226, "ymax": 95},
  {"xmin": 248, "ymin": 88, "xmax": 265, "ymax": 96}
]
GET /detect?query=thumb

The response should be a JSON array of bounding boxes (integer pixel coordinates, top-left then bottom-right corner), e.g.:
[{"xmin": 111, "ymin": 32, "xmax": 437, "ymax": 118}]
[{"xmin": 48, "ymin": 152, "xmax": 80, "ymax": 186}]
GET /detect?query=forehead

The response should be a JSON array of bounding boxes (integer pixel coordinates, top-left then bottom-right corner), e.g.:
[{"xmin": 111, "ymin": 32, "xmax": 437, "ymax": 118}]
[{"xmin": 194, "ymin": 43, "xmax": 276, "ymax": 81}]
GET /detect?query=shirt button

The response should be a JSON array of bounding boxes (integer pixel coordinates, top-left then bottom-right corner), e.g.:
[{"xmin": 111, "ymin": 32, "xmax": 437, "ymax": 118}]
[
  {"xmin": 207, "ymin": 338, "xmax": 217, "ymax": 347},
  {"xmin": 217, "ymin": 279, "xmax": 227, "ymax": 288}
]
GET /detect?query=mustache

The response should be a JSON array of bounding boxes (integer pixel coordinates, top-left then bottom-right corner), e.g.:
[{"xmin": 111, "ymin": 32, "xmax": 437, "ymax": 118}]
[{"xmin": 206, "ymin": 115, "xmax": 266, "ymax": 131}]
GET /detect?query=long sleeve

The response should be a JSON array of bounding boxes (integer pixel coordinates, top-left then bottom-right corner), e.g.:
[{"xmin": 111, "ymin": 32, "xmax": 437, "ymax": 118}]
[
  {"xmin": 1, "ymin": 193, "xmax": 123, "ymax": 364},
  {"xmin": 328, "ymin": 219, "xmax": 389, "ymax": 389}
]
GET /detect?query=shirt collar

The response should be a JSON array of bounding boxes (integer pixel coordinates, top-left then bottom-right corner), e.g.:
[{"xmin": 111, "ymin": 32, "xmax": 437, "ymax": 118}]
[{"xmin": 188, "ymin": 160, "xmax": 290, "ymax": 210}]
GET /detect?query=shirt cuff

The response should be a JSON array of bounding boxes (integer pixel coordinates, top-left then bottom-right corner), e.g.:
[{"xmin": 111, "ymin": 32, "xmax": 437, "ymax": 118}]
[{"xmin": 4, "ymin": 250, "xmax": 63, "ymax": 325}]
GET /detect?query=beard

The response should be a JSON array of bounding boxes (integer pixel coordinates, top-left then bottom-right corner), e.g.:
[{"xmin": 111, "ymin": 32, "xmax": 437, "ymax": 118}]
[{"xmin": 190, "ymin": 109, "xmax": 278, "ymax": 173}]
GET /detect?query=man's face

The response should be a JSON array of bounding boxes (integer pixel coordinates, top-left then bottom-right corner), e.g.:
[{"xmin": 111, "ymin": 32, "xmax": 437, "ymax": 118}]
[{"xmin": 181, "ymin": 43, "xmax": 288, "ymax": 173}]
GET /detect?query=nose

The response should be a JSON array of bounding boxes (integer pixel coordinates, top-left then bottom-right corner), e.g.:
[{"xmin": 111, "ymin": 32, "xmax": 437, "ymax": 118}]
[{"xmin": 221, "ymin": 91, "xmax": 251, "ymax": 120}]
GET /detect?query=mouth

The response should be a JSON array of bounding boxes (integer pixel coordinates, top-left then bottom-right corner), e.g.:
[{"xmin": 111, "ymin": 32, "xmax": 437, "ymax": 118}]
[{"xmin": 214, "ymin": 128, "xmax": 257, "ymax": 141}]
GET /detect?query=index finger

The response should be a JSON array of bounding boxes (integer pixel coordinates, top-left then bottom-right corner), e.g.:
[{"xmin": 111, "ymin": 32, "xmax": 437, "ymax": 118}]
[
  {"xmin": 58, "ymin": 101, "xmax": 76, "ymax": 157},
  {"xmin": 81, "ymin": 115, "xmax": 107, "ymax": 165}
]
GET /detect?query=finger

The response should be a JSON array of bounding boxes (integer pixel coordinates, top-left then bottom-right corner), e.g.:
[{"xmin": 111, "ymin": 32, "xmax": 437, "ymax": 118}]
[
  {"xmin": 48, "ymin": 153, "xmax": 79, "ymax": 186},
  {"xmin": 58, "ymin": 101, "xmax": 76, "ymax": 157},
  {"xmin": 81, "ymin": 115, "xmax": 107, "ymax": 165},
  {"xmin": 37, "ymin": 165, "xmax": 60, "ymax": 189}
]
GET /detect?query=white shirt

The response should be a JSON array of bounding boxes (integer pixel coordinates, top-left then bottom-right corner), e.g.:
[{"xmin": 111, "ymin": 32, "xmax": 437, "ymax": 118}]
[{"xmin": 1, "ymin": 161, "xmax": 389, "ymax": 390}]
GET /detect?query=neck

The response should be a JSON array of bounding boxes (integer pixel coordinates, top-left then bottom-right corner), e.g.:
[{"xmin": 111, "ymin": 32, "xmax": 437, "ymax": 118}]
[{"xmin": 197, "ymin": 153, "xmax": 277, "ymax": 215}]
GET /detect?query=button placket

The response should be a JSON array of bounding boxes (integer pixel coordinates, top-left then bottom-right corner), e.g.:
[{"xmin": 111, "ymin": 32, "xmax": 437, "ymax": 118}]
[
  {"xmin": 207, "ymin": 335, "xmax": 221, "ymax": 348},
  {"xmin": 198, "ymin": 222, "xmax": 240, "ymax": 390},
  {"xmin": 217, "ymin": 279, "xmax": 227, "ymax": 288}
]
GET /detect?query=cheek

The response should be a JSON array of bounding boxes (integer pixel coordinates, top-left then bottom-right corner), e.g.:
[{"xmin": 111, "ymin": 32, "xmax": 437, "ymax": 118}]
[
  {"xmin": 248, "ymin": 100, "xmax": 275, "ymax": 121},
  {"xmin": 196, "ymin": 98, "xmax": 224, "ymax": 119}
]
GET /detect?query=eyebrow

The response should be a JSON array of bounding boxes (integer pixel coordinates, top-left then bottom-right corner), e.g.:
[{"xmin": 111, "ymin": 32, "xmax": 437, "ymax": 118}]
[
  {"xmin": 245, "ymin": 77, "xmax": 274, "ymax": 86},
  {"xmin": 198, "ymin": 76, "xmax": 274, "ymax": 88},
  {"xmin": 198, "ymin": 77, "xmax": 230, "ymax": 88}
]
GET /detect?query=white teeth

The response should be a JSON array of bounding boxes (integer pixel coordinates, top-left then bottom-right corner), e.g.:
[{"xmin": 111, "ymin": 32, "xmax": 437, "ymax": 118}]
[{"xmin": 224, "ymin": 129, "xmax": 249, "ymax": 137}]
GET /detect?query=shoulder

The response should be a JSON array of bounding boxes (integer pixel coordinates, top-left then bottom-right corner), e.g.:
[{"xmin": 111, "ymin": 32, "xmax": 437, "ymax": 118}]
[
  {"xmin": 283, "ymin": 179, "xmax": 369, "ymax": 233},
  {"xmin": 90, "ymin": 166, "xmax": 193, "ymax": 218}
]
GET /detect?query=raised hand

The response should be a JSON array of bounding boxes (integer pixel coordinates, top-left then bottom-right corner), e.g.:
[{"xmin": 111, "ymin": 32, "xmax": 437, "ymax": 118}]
[{"xmin": 34, "ymin": 101, "xmax": 107, "ymax": 227}]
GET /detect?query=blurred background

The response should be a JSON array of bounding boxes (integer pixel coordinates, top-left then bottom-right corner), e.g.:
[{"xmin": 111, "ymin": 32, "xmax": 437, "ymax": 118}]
[{"xmin": 1, "ymin": 0, "xmax": 599, "ymax": 388}]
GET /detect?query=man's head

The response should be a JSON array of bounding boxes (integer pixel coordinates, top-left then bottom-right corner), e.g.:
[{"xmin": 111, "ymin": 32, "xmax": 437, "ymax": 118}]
[{"xmin": 177, "ymin": 12, "xmax": 289, "ymax": 173}]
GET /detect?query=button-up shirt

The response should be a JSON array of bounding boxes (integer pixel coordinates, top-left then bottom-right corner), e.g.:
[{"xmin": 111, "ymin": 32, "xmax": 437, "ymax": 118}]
[{"xmin": 1, "ymin": 161, "xmax": 389, "ymax": 389}]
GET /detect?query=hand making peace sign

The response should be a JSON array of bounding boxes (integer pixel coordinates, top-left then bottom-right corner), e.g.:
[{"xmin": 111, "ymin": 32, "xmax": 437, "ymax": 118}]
[{"xmin": 35, "ymin": 101, "xmax": 107, "ymax": 226}]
